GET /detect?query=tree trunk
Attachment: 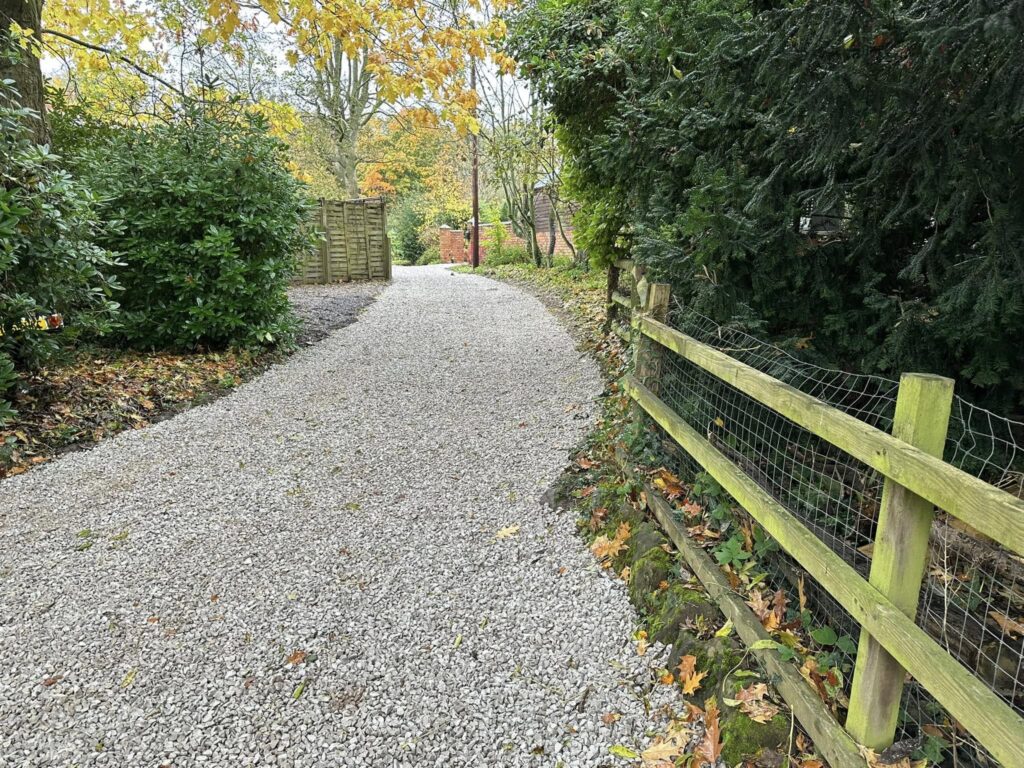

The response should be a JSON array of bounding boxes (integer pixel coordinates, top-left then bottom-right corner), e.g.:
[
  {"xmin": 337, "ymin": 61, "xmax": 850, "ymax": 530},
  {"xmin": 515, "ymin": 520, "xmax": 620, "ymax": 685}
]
[
  {"xmin": 0, "ymin": 0, "xmax": 48, "ymax": 144},
  {"xmin": 526, "ymin": 184, "xmax": 542, "ymax": 267},
  {"xmin": 334, "ymin": 147, "xmax": 360, "ymax": 198}
]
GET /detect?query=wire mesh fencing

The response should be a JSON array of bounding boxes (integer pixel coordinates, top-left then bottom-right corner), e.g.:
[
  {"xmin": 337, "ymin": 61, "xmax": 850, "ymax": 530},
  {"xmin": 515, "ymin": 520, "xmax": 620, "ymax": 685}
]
[{"xmin": 635, "ymin": 299, "xmax": 1024, "ymax": 766}]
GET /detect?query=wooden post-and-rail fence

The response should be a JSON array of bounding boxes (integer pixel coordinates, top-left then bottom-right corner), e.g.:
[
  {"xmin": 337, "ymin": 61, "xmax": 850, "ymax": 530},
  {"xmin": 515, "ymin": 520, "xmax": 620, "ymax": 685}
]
[{"xmin": 605, "ymin": 262, "xmax": 1024, "ymax": 768}]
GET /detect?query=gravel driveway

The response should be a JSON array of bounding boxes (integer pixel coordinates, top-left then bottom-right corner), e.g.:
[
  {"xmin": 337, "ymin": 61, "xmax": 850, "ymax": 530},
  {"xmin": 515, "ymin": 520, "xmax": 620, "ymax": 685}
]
[{"xmin": 0, "ymin": 265, "xmax": 656, "ymax": 767}]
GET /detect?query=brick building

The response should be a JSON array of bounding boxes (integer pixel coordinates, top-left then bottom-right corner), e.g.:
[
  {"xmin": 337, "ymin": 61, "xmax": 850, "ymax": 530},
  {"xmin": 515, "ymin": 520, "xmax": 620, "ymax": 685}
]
[{"xmin": 439, "ymin": 179, "xmax": 577, "ymax": 265}]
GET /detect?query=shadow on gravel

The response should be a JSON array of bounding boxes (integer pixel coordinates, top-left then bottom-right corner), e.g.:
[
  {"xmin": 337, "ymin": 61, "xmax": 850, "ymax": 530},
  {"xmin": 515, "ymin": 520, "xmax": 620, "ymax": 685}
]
[{"xmin": 289, "ymin": 282, "xmax": 386, "ymax": 346}]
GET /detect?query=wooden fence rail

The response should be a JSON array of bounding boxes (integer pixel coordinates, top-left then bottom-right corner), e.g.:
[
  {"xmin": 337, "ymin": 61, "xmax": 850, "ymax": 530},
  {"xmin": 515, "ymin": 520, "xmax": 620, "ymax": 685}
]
[{"xmin": 609, "ymin": 268, "xmax": 1024, "ymax": 766}]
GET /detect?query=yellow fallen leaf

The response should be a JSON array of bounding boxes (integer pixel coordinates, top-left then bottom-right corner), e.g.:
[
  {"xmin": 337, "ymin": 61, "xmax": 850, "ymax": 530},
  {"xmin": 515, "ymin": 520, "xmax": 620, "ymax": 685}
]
[
  {"xmin": 121, "ymin": 668, "xmax": 137, "ymax": 688},
  {"xmin": 636, "ymin": 629, "xmax": 649, "ymax": 656},
  {"xmin": 496, "ymin": 525, "xmax": 520, "ymax": 539},
  {"xmin": 681, "ymin": 669, "xmax": 707, "ymax": 695},
  {"xmin": 641, "ymin": 740, "xmax": 681, "ymax": 763}
]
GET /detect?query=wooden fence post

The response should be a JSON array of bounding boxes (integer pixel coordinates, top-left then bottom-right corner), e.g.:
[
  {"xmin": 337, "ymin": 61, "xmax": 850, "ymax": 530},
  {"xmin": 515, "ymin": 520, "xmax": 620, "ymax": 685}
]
[
  {"xmin": 604, "ymin": 263, "xmax": 621, "ymax": 334},
  {"xmin": 633, "ymin": 283, "xmax": 671, "ymax": 389},
  {"xmin": 319, "ymin": 200, "xmax": 332, "ymax": 283},
  {"xmin": 846, "ymin": 372, "xmax": 955, "ymax": 750}
]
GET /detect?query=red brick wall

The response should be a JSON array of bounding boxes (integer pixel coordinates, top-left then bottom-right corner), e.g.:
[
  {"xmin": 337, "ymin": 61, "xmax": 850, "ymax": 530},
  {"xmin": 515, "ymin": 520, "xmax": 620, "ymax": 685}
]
[
  {"xmin": 439, "ymin": 222, "xmax": 576, "ymax": 264},
  {"xmin": 439, "ymin": 227, "xmax": 467, "ymax": 263}
]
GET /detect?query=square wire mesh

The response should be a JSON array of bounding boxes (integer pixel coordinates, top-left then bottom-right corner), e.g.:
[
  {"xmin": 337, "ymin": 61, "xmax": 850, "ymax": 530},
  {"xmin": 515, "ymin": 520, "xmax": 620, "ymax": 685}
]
[{"xmin": 634, "ymin": 299, "xmax": 1024, "ymax": 766}]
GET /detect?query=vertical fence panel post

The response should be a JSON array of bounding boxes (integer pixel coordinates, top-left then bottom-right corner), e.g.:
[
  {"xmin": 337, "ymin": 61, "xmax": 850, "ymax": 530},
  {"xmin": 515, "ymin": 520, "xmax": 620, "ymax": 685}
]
[
  {"xmin": 604, "ymin": 263, "xmax": 621, "ymax": 334},
  {"xmin": 846, "ymin": 372, "xmax": 955, "ymax": 750},
  {"xmin": 633, "ymin": 283, "xmax": 671, "ymax": 391},
  {"xmin": 320, "ymin": 200, "xmax": 332, "ymax": 283}
]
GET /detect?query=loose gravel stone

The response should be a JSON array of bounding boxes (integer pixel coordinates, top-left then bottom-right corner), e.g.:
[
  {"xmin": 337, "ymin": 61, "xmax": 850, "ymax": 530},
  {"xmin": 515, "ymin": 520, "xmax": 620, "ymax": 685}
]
[
  {"xmin": 0, "ymin": 265, "xmax": 665, "ymax": 767},
  {"xmin": 288, "ymin": 282, "xmax": 384, "ymax": 346}
]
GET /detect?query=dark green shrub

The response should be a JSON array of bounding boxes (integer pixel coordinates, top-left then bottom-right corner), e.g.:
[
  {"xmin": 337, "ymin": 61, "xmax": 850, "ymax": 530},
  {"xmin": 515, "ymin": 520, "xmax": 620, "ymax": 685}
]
[
  {"xmin": 78, "ymin": 109, "xmax": 315, "ymax": 351},
  {"xmin": 510, "ymin": 0, "xmax": 1024, "ymax": 412},
  {"xmin": 0, "ymin": 77, "xmax": 119, "ymax": 423},
  {"xmin": 389, "ymin": 194, "xmax": 427, "ymax": 264}
]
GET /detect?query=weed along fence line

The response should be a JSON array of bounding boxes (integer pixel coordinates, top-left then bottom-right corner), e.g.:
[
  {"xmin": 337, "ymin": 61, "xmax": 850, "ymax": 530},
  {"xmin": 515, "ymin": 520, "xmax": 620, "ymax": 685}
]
[
  {"xmin": 606, "ymin": 262, "xmax": 1024, "ymax": 767},
  {"xmin": 295, "ymin": 197, "xmax": 391, "ymax": 284}
]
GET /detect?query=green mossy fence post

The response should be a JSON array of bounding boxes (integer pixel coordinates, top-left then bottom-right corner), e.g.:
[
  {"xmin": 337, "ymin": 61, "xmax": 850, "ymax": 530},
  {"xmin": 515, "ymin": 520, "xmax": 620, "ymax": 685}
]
[
  {"xmin": 846, "ymin": 372, "xmax": 955, "ymax": 751},
  {"xmin": 633, "ymin": 282, "xmax": 670, "ymax": 389},
  {"xmin": 604, "ymin": 263, "xmax": 621, "ymax": 334}
]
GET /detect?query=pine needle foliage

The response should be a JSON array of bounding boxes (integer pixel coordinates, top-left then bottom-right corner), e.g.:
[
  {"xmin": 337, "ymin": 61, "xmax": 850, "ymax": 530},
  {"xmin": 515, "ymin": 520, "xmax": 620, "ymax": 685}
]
[{"xmin": 509, "ymin": 0, "xmax": 1024, "ymax": 412}]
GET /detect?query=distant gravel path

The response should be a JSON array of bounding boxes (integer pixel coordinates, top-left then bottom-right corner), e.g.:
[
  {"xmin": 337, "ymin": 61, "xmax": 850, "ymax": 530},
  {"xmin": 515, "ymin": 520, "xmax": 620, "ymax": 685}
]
[{"xmin": 0, "ymin": 265, "xmax": 655, "ymax": 767}]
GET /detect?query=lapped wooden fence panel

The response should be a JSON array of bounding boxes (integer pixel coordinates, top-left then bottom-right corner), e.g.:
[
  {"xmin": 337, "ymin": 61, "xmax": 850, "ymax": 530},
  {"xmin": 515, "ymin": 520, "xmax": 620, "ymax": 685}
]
[{"xmin": 296, "ymin": 197, "xmax": 391, "ymax": 284}]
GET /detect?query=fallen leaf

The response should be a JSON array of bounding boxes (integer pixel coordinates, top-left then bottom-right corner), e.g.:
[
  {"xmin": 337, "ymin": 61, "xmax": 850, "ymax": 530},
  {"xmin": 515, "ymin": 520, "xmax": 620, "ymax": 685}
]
[
  {"xmin": 989, "ymin": 611, "xmax": 1024, "ymax": 637},
  {"xmin": 591, "ymin": 522, "xmax": 631, "ymax": 566},
  {"xmin": 41, "ymin": 675, "xmax": 63, "ymax": 687},
  {"xmin": 641, "ymin": 740, "xmax": 681, "ymax": 764},
  {"xmin": 609, "ymin": 744, "xmax": 639, "ymax": 759},
  {"xmin": 653, "ymin": 469, "xmax": 685, "ymax": 500},
  {"xmin": 589, "ymin": 507, "xmax": 609, "ymax": 531},
  {"xmin": 496, "ymin": 525, "xmax": 521, "ymax": 539},
  {"xmin": 746, "ymin": 589, "xmax": 771, "ymax": 620},
  {"xmin": 577, "ymin": 457, "xmax": 596, "ymax": 469},
  {"xmin": 714, "ymin": 619, "xmax": 734, "ymax": 638},
  {"xmin": 679, "ymin": 500, "xmax": 703, "ymax": 517},
  {"xmin": 636, "ymin": 635, "xmax": 649, "ymax": 656},
  {"xmin": 681, "ymin": 669, "xmax": 707, "ymax": 695},
  {"xmin": 736, "ymin": 682, "xmax": 781, "ymax": 723},
  {"xmin": 601, "ymin": 712, "xmax": 622, "ymax": 725},
  {"xmin": 694, "ymin": 698, "xmax": 723, "ymax": 765},
  {"xmin": 121, "ymin": 668, "xmax": 137, "ymax": 688},
  {"xmin": 858, "ymin": 745, "xmax": 927, "ymax": 768},
  {"xmin": 286, "ymin": 650, "xmax": 307, "ymax": 665},
  {"xmin": 659, "ymin": 671, "xmax": 675, "ymax": 685},
  {"xmin": 676, "ymin": 655, "xmax": 697, "ymax": 680}
]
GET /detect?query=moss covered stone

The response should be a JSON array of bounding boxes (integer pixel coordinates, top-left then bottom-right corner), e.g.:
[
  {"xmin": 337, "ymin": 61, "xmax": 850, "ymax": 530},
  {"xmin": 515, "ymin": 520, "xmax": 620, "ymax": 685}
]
[
  {"xmin": 720, "ymin": 710, "xmax": 791, "ymax": 765},
  {"xmin": 668, "ymin": 634, "xmax": 743, "ymax": 705},
  {"xmin": 627, "ymin": 548, "xmax": 674, "ymax": 612},
  {"xmin": 627, "ymin": 522, "xmax": 669, "ymax": 565},
  {"xmin": 647, "ymin": 584, "xmax": 718, "ymax": 644}
]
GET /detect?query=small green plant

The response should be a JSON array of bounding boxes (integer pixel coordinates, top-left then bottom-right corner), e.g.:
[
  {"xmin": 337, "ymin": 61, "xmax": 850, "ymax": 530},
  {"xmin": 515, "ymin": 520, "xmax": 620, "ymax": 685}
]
[
  {"xmin": 713, "ymin": 533, "xmax": 751, "ymax": 569},
  {"xmin": 419, "ymin": 246, "xmax": 442, "ymax": 265},
  {"xmin": 486, "ymin": 244, "xmax": 531, "ymax": 267}
]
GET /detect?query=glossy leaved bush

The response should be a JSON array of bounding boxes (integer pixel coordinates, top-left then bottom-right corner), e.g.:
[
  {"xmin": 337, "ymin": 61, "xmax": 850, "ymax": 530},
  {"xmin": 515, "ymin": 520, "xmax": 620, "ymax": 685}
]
[
  {"xmin": 77, "ymin": 108, "xmax": 316, "ymax": 352},
  {"xmin": 508, "ymin": 0, "xmax": 1024, "ymax": 412},
  {"xmin": 0, "ymin": 76, "xmax": 119, "ymax": 422}
]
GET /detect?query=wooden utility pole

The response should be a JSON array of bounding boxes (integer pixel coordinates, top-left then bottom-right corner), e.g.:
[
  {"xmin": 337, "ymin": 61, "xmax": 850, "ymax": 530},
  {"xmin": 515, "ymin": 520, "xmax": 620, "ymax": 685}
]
[{"xmin": 470, "ymin": 55, "xmax": 480, "ymax": 269}]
